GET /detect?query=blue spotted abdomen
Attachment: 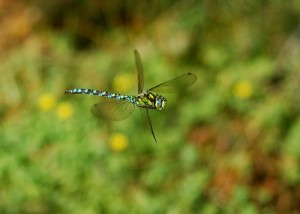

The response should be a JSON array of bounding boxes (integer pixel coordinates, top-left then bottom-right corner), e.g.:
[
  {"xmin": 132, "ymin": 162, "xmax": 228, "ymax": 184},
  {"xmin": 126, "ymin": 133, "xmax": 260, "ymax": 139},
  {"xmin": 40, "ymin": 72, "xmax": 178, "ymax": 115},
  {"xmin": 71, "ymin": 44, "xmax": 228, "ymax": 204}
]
[{"xmin": 65, "ymin": 88, "xmax": 136, "ymax": 103}]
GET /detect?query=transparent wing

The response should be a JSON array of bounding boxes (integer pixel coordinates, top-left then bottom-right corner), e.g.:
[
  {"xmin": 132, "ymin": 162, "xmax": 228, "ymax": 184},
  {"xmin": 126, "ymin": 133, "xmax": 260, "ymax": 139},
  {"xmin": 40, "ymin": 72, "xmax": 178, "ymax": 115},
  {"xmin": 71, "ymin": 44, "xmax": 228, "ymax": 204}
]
[
  {"xmin": 147, "ymin": 73, "xmax": 197, "ymax": 93},
  {"xmin": 91, "ymin": 99, "xmax": 135, "ymax": 121},
  {"xmin": 134, "ymin": 49, "xmax": 144, "ymax": 93},
  {"xmin": 145, "ymin": 109, "xmax": 157, "ymax": 143}
]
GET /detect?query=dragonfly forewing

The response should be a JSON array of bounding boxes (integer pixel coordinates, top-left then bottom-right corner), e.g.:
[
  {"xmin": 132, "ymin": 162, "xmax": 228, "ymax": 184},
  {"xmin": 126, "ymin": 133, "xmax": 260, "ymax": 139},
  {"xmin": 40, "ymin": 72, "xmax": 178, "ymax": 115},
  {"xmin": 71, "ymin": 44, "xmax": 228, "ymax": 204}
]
[
  {"xmin": 134, "ymin": 49, "xmax": 144, "ymax": 94},
  {"xmin": 147, "ymin": 72, "xmax": 197, "ymax": 93}
]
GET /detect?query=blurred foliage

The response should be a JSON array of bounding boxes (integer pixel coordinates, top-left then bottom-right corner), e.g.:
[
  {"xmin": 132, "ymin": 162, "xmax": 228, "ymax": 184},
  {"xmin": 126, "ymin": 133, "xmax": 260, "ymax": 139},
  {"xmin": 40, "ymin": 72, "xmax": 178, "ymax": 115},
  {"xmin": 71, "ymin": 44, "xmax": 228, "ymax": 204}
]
[{"xmin": 1, "ymin": 0, "xmax": 300, "ymax": 213}]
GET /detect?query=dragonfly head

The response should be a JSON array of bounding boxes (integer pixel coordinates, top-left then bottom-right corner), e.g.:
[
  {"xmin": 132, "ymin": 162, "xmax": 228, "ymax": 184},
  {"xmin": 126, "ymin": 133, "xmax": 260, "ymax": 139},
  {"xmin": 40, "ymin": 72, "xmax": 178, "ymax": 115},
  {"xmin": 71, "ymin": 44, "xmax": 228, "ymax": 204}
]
[{"xmin": 155, "ymin": 95, "xmax": 167, "ymax": 110}]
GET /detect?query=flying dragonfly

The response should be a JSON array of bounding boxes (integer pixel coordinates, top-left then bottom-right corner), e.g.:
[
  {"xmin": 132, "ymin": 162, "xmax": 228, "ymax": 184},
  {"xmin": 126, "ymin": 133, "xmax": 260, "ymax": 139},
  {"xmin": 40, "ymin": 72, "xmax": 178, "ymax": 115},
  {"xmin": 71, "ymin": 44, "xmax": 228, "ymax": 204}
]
[{"xmin": 65, "ymin": 50, "xmax": 197, "ymax": 143}]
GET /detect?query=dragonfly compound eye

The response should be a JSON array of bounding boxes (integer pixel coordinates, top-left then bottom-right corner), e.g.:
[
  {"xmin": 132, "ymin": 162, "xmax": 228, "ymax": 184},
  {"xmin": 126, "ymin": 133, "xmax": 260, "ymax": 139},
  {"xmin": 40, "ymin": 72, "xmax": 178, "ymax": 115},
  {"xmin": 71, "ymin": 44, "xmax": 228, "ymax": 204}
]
[{"xmin": 156, "ymin": 96, "xmax": 167, "ymax": 110}]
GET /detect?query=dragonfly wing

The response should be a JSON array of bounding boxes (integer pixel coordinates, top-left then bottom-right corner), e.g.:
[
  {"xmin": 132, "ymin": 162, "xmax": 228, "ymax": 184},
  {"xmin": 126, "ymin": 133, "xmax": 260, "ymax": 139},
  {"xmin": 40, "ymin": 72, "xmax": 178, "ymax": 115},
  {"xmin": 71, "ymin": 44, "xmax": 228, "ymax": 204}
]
[
  {"xmin": 145, "ymin": 109, "xmax": 157, "ymax": 143},
  {"xmin": 147, "ymin": 73, "xmax": 197, "ymax": 93},
  {"xmin": 134, "ymin": 49, "xmax": 144, "ymax": 94},
  {"xmin": 91, "ymin": 99, "xmax": 135, "ymax": 121}
]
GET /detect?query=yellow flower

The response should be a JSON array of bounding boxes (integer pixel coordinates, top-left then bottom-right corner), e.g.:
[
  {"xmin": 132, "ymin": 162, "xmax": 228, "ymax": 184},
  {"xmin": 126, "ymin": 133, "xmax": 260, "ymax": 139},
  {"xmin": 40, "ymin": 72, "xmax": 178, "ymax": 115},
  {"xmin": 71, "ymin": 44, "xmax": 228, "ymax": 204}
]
[
  {"xmin": 112, "ymin": 73, "xmax": 135, "ymax": 93},
  {"xmin": 38, "ymin": 93, "xmax": 56, "ymax": 112},
  {"xmin": 56, "ymin": 102, "xmax": 74, "ymax": 120},
  {"xmin": 109, "ymin": 133, "xmax": 129, "ymax": 152},
  {"xmin": 233, "ymin": 80, "xmax": 253, "ymax": 99}
]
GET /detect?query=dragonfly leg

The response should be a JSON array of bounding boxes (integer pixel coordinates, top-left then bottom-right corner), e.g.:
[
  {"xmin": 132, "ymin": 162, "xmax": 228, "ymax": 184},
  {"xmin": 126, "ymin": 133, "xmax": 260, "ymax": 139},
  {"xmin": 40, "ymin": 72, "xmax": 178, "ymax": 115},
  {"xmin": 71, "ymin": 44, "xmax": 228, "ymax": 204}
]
[{"xmin": 146, "ymin": 109, "xmax": 157, "ymax": 143}]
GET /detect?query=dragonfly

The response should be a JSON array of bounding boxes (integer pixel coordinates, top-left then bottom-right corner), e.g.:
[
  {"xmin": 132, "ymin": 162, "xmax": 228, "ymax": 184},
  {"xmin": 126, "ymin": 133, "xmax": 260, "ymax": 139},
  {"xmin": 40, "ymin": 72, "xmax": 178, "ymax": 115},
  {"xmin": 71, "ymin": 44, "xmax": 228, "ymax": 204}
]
[{"xmin": 65, "ymin": 50, "xmax": 197, "ymax": 143}]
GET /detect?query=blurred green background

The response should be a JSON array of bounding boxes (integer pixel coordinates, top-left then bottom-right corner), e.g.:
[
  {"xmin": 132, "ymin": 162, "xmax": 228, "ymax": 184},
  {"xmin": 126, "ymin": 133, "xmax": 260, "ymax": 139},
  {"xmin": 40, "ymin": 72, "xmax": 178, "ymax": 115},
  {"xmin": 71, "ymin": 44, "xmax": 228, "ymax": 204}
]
[{"xmin": 1, "ymin": 0, "xmax": 300, "ymax": 213}]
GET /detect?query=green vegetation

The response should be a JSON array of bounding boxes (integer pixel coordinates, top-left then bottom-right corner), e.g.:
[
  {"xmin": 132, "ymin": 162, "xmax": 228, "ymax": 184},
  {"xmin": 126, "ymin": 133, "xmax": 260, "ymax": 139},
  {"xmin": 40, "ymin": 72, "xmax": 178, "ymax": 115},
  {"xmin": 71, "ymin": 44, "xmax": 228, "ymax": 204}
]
[{"xmin": 1, "ymin": 1, "xmax": 300, "ymax": 213}]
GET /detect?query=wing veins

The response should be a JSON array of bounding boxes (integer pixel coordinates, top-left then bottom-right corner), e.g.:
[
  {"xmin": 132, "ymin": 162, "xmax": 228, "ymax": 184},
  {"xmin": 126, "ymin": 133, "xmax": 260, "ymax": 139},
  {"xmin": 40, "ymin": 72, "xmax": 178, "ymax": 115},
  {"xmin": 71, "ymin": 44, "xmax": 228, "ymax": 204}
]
[
  {"xmin": 147, "ymin": 72, "xmax": 197, "ymax": 93},
  {"xmin": 134, "ymin": 49, "xmax": 144, "ymax": 94},
  {"xmin": 91, "ymin": 99, "xmax": 135, "ymax": 121}
]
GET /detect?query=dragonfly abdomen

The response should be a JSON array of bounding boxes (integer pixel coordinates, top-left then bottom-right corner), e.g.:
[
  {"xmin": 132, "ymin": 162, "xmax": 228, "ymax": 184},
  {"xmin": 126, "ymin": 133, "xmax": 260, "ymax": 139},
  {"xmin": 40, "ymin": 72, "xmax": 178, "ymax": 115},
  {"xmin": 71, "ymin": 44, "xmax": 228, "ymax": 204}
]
[{"xmin": 65, "ymin": 88, "xmax": 136, "ymax": 102}]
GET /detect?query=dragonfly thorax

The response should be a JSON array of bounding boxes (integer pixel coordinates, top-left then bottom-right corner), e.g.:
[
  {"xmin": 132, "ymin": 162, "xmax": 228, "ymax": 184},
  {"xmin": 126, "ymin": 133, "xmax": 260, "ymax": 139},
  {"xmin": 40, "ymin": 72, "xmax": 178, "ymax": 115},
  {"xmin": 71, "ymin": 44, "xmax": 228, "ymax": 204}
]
[{"xmin": 136, "ymin": 91, "xmax": 166, "ymax": 110}]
